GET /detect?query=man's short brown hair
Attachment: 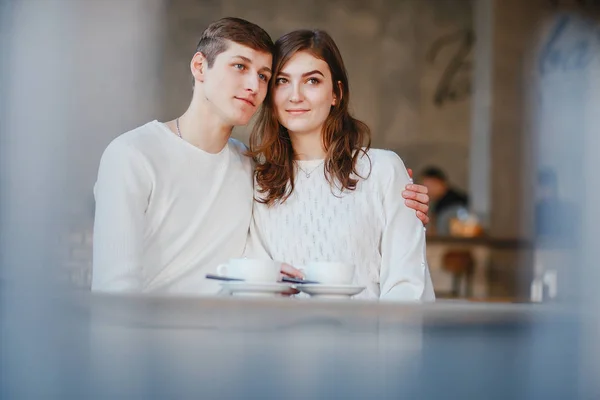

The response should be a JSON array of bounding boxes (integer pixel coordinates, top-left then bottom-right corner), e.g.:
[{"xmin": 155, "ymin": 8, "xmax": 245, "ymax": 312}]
[{"xmin": 196, "ymin": 17, "xmax": 274, "ymax": 67}]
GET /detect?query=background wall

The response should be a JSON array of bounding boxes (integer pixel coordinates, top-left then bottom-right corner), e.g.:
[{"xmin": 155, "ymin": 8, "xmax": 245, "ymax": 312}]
[
  {"xmin": 160, "ymin": 0, "xmax": 474, "ymax": 190},
  {"xmin": 59, "ymin": 0, "xmax": 566, "ymax": 296}
]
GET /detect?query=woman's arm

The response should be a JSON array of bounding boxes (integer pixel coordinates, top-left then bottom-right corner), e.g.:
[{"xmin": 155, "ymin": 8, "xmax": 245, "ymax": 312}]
[{"xmin": 379, "ymin": 152, "xmax": 435, "ymax": 301}]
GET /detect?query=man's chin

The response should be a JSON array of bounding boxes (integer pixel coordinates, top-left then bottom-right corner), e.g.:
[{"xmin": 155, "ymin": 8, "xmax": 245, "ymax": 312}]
[{"xmin": 231, "ymin": 113, "xmax": 255, "ymax": 127}]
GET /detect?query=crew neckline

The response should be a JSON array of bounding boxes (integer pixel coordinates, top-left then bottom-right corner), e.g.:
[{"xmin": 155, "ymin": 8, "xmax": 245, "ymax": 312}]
[{"xmin": 152, "ymin": 120, "xmax": 230, "ymax": 157}]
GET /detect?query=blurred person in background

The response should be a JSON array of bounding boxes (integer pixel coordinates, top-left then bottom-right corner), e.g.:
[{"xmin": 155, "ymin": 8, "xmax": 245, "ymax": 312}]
[{"xmin": 420, "ymin": 166, "xmax": 469, "ymax": 235}]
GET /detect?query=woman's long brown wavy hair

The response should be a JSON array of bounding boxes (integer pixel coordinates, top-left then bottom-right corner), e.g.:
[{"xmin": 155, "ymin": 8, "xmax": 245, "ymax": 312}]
[{"xmin": 247, "ymin": 29, "xmax": 371, "ymax": 206}]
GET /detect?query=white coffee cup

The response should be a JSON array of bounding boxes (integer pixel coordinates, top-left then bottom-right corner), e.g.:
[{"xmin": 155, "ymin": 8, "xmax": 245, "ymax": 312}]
[
  {"xmin": 300, "ymin": 261, "xmax": 355, "ymax": 285},
  {"xmin": 216, "ymin": 258, "xmax": 281, "ymax": 283}
]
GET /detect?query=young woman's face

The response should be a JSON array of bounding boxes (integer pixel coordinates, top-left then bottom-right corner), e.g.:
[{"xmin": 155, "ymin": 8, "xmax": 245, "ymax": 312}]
[{"xmin": 272, "ymin": 51, "xmax": 337, "ymax": 137}]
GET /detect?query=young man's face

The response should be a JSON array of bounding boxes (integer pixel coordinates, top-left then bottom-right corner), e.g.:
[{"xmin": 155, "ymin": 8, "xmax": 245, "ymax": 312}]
[{"xmin": 200, "ymin": 41, "xmax": 273, "ymax": 126}]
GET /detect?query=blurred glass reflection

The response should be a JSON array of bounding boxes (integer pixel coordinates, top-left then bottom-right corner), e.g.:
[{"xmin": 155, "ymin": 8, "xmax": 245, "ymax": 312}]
[{"xmin": 1, "ymin": 1, "xmax": 599, "ymax": 398}]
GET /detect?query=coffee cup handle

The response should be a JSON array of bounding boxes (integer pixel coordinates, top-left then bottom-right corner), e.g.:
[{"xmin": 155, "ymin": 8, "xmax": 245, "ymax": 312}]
[{"xmin": 216, "ymin": 264, "xmax": 228, "ymax": 277}]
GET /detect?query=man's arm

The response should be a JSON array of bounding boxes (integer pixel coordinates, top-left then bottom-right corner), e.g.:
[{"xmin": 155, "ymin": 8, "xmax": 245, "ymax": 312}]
[{"xmin": 91, "ymin": 140, "xmax": 152, "ymax": 292}]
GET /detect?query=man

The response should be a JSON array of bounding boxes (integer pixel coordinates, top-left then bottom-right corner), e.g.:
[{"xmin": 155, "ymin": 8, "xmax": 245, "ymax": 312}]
[
  {"xmin": 420, "ymin": 166, "xmax": 468, "ymax": 235},
  {"xmin": 92, "ymin": 17, "xmax": 430, "ymax": 294}
]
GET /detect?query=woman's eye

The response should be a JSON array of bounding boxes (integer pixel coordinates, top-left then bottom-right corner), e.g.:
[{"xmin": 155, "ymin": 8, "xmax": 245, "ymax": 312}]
[
  {"xmin": 234, "ymin": 64, "xmax": 245, "ymax": 70},
  {"xmin": 275, "ymin": 77, "xmax": 288, "ymax": 84}
]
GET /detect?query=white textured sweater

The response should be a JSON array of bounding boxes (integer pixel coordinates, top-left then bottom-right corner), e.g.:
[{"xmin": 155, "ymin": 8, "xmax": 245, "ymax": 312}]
[
  {"xmin": 248, "ymin": 149, "xmax": 435, "ymax": 301},
  {"xmin": 92, "ymin": 121, "xmax": 254, "ymax": 294}
]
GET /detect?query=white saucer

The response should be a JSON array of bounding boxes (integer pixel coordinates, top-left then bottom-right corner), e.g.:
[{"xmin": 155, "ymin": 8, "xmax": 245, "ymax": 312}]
[
  {"xmin": 297, "ymin": 284, "xmax": 366, "ymax": 298},
  {"xmin": 220, "ymin": 281, "xmax": 294, "ymax": 297}
]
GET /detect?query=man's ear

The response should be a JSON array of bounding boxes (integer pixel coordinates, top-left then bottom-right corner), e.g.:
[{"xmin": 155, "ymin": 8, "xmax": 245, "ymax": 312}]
[{"xmin": 190, "ymin": 51, "xmax": 208, "ymax": 83}]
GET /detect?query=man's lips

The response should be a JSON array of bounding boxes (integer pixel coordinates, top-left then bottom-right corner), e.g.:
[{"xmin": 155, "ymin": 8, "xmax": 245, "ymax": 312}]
[{"xmin": 235, "ymin": 97, "xmax": 255, "ymax": 107}]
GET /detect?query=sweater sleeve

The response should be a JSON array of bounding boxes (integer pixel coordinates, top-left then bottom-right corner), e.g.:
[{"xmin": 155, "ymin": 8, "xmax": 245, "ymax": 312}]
[
  {"xmin": 243, "ymin": 200, "xmax": 274, "ymax": 260},
  {"xmin": 91, "ymin": 139, "xmax": 152, "ymax": 292},
  {"xmin": 379, "ymin": 152, "xmax": 435, "ymax": 301}
]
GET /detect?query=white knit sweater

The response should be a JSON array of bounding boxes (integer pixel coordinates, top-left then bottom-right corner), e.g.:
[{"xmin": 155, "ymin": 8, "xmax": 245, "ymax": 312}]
[{"xmin": 248, "ymin": 149, "xmax": 435, "ymax": 301}]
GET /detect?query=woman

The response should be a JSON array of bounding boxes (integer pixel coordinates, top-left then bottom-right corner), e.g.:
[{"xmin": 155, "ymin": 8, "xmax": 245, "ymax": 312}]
[{"xmin": 248, "ymin": 29, "xmax": 434, "ymax": 301}]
